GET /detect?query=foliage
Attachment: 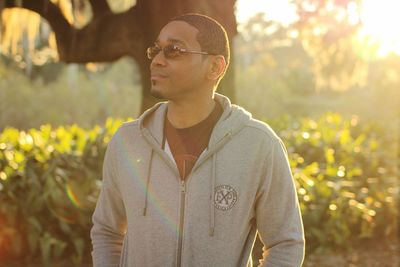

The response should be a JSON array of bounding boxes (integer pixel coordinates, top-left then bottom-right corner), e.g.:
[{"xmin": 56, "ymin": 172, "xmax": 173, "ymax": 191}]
[
  {"xmin": 0, "ymin": 114, "xmax": 398, "ymax": 264},
  {"xmin": 269, "ymin": 113, "xmax": 398, "ymax": 252},
  {"xmin": 0, "ymin": 118, "xmax": 124, "ymax": 266},
  {"xmin": 0, "ymin": 118, "xmax": 121, "ymax": 265}
]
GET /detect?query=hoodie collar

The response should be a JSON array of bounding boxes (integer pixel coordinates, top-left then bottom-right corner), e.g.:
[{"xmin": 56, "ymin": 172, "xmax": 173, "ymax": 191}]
[
  {"xmin": 208, "ymin": 94, "xmax": 252, "ymax": 148},
  {"xmin": 138, "ymin": 93, "xmax": 252, "ymax": 150},
  {"xmin": 138, "ymin": 101, "xmax": 167, "ymax": 146}
]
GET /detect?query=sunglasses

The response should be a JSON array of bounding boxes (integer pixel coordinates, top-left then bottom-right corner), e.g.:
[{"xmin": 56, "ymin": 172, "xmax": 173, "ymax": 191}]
[{"xmin": 146, "ymin": 44, "xmax": 211, "ymax": 60}]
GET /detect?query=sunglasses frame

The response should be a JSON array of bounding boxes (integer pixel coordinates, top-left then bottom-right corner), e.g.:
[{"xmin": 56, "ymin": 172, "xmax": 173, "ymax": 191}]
[{"xmin": 146, "ymin": 44, "xmax": 211, "ymax": 60}]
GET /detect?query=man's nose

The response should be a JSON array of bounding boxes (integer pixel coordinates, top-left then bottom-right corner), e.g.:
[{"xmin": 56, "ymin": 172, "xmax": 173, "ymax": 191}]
[{"xmin": 150, "ymin": 50, "xmax": 167, "ymax": 67}]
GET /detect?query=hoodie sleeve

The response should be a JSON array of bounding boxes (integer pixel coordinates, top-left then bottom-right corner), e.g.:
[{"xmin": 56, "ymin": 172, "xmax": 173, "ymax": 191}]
[
  {"xmin": 256, "ymin": 138, "xmax": 305, "ymax": 267},
  {"xmin": 91, "ymin": 137, "xmax": 127, "ymax": 267}
]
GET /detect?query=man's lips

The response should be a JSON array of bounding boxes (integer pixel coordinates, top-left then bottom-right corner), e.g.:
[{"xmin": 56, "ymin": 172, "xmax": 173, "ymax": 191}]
[{"xmin": 150, "ymin": 72, "xmax": 168, "ymax": 80}]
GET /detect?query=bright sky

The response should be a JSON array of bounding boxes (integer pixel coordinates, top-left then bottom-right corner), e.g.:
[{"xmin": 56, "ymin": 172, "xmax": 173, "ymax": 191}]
[{"xmin": 235, "ymin": 0, "xmax": 400, "ymax": 57}]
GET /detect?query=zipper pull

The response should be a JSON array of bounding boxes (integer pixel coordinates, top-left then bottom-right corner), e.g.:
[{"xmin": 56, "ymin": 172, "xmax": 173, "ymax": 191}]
[{"xmin": 181, "ymin": 180, "xmax": 186, "ymax": 193}]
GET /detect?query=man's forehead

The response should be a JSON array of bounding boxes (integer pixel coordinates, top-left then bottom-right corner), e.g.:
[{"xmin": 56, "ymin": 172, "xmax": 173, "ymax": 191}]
[
  {"xmin": 155, "ymin": 38, "xmax": 186, "ymax": 46},
  {"xmin": 156, "ymin": 21, "xmax": 199, "ymax": 47}
]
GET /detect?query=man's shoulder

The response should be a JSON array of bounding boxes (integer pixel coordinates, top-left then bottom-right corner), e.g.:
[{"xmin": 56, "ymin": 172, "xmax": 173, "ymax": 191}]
[
  {"xmin": 119, "ymin": 119, "xmax": 140, "ymax": 129},
  {"xmin": 110, "ymin": 119, "xmax": 141, "ymax": 142},
  {"xmin": 243, "ymin": 118, "xmax": 281, "ymax": 143}
]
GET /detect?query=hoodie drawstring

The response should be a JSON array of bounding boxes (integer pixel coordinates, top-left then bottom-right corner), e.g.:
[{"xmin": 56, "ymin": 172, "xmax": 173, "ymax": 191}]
[
  {"xmin": 208, "ymin": 132, "xmax": 233, "ymax": 237},
  {"xmin": 209, "ymin": 153, "xmax": 217, "ymax": 236},
  {"xmin": 143, "ymin": 149, "xmax": 154, "ymax": 216}
]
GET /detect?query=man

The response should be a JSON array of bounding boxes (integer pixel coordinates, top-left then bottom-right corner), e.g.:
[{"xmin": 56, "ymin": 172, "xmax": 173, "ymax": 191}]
[{"xmin": 91, "ymin": 13, "xmax": 304, "ymax": 267}]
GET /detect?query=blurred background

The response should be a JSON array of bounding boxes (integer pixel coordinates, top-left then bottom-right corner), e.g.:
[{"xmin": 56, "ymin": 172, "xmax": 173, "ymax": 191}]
[{"xmin": 0, "ymin": 0, "xmax": 399, "ymax": 266}]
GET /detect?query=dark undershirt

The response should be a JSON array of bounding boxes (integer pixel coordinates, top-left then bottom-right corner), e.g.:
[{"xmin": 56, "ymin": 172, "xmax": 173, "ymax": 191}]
[{"xmin": 163, "ymin": 101, "xmax": 223, "ymax": 180}]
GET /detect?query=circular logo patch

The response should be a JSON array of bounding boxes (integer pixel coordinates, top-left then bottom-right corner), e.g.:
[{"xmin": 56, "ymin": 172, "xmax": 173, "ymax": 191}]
[{"xmin": 214, "ymin": 185, "xmax": 237, "ymax": 211}]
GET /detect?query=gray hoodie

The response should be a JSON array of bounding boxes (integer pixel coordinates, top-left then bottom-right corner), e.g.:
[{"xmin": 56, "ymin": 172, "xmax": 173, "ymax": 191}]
[{"xmin": 91, "ymin": 94, "xmax": 305, "ymax": 267}]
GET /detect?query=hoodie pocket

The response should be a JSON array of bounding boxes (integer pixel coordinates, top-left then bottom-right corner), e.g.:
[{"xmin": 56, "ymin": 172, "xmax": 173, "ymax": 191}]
[{"xmin": 119, "ymin": 234, "xmax": 129, "ymax": 267}]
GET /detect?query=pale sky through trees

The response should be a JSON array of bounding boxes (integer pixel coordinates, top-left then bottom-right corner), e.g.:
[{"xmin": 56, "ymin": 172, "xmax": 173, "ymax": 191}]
[
  {"xmin": 235, "ymin": 0, "xmax": 297, "ymax": 25},
  {"xmin": 235, "ymin": 0, "xmax": 400, "ymax": 57}
]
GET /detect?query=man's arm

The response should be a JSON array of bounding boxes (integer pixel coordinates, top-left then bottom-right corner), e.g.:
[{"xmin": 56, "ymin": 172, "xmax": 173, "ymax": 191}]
[
  {"xmin": 91, "ymin": 138, "xmax": 127, "ymax": 267},
  {"xmin": 256, "ymin": 138, "xmax": 305, "ymax": 267}
]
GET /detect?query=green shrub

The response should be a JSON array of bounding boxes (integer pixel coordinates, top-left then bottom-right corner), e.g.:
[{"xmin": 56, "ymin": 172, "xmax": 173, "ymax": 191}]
[
  {"xmin": 269, "ymin": 113, "xmax": 398, "ymax": 252},
  {"xmin": 0, "ymin": 118, "xmax": 123, "ymax": 265},
  {"xmin": 0, "ymin": 114, "xmax": 398, "ymax": 264}
]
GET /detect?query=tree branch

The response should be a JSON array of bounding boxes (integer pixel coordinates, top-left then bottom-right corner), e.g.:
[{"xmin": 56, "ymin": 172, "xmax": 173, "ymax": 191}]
[{"xmin": 4, "ymin": 0, "xmax": 146, "ymax": 63}]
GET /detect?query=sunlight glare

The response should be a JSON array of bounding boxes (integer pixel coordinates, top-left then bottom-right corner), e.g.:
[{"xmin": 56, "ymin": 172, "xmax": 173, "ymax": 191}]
[{"xmin": 360, "ymin": 0, "xmax": 400, "ymax": 56}]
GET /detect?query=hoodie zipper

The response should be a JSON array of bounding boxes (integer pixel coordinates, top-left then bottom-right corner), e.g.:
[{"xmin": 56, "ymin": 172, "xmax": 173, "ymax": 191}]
[
  {"xmin": 141, "ymin": 129, "xmax": 233, "ymax": 267},
  {"xmin": 176, "ymin": 132, "xmax": 232, "ymax": 266},
  {"xmin": 177, "ymin": 179, "xmax": 186, "ymax": 267}
]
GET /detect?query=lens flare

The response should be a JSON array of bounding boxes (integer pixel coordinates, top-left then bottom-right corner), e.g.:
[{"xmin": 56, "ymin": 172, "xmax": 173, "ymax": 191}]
[{"xmin": 66, "ymin": 181, "xmax": 85, "ymax": 210}]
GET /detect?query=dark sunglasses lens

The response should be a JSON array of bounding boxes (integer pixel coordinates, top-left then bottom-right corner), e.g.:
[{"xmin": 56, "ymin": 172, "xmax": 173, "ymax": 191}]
[
  {"xmin": 147, "ymin": 46, "xmax": 160, "ymax": 60},
  {"xmin": 164, "ymin": 45, "xmax": 181, "ymax": 59}
]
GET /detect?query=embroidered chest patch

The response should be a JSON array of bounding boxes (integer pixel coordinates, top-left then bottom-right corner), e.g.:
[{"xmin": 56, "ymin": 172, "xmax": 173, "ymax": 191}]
[{"xmin": 214, "ymin": 185, "xmax": 238, "ymax": 211}]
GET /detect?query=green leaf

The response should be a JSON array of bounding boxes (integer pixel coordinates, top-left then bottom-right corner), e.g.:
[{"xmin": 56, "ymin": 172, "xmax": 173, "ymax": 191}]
[
  {"xmin": 28, "ymin": 217, "xmax": 42, "ymax": 232},
  {"xmin": 324, "ymin": 148, "xmax": 335, "ymax": 164},
  {"xmin": 73, "ymin": 237, "xmax": 85, "ymax": 262}
]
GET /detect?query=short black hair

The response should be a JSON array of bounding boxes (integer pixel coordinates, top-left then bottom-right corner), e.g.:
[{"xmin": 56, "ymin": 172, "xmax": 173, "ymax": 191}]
[{"xmin": 170, "ymin": 13, "xmax": 230, "ymax": 69}]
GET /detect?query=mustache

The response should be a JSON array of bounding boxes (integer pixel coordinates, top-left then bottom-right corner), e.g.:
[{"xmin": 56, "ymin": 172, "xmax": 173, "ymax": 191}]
[{"xmin": 150, "ymin": 68, "xmax": 168, "ymax": 77}]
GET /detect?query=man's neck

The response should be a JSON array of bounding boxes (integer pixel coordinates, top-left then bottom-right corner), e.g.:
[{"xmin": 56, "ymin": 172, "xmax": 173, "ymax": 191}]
[{"xmin": 167, "ymin": 93, "xmax": 216, "ymax": 129}]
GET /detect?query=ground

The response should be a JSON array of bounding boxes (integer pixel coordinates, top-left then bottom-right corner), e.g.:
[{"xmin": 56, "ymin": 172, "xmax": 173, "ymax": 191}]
[{"xmin": 303, "ymin": 237, "xmax": 399, "ymax": 267}]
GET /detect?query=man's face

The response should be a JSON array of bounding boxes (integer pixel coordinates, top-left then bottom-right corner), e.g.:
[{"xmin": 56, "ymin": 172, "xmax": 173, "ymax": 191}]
[{"xmin": 150, "ymin": 21, "xmax": 209, "ymax": 100}]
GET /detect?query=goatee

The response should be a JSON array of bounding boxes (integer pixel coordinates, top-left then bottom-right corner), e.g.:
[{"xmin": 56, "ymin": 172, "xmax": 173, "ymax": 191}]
[{"xmin": 150, "ymin": 86, "xmax": 165, "ymax": 100}]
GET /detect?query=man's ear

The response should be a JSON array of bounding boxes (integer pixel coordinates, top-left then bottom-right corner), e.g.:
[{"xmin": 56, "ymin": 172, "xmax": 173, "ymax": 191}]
[{"xmin": 207, "ymin": 55, "xmax": 226, "ymax": 81}]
